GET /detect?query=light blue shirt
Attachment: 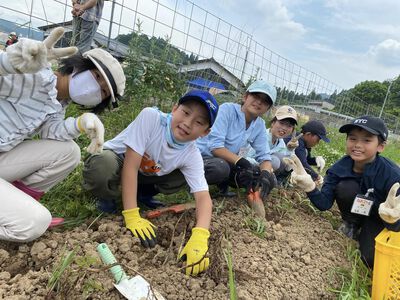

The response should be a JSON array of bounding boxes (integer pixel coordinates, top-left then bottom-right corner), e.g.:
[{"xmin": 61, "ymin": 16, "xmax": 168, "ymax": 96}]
[
  {"xmin": 247, "ymin": 128, "xmax": 292, "ymax": 159},
  {"xmin": 196, "ymin": 102, "xmax": 271, "ymax": 163}
]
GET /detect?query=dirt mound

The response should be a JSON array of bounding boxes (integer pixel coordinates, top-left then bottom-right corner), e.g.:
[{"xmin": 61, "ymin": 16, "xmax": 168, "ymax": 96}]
[{"xmin": 0, "ymin": 190, "xmax": 350, "ymax": 299}]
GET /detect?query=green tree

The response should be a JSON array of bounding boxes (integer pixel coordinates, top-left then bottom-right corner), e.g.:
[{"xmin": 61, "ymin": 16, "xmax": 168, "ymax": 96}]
[{"xmin": 350, "ymin": 80, "xmax": 386, "ymax": 105}]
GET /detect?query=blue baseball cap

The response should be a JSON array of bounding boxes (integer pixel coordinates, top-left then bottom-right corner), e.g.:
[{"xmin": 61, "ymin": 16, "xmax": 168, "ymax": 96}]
[
  {"xmin": 246, "ymin": 80, "xmax": 277, "ymax": 105},
  {"xmin": 179, "ymin": 90, "xmax": 219, "ymax": 127}
]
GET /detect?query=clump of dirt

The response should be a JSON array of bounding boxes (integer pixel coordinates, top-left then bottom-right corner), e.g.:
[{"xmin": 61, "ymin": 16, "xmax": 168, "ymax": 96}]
[{"xmin": 0, "ymin": 188, "xmax": 351, "ymax": 299}]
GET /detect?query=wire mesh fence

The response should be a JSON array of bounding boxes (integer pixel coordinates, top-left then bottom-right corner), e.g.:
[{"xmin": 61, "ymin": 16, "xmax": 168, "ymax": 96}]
[{"xmin": 1, "ymin": 0, "xmax": 399, "ymax": 134}]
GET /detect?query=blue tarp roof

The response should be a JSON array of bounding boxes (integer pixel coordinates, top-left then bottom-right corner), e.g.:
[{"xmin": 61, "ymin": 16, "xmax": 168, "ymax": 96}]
[{"xmin": 187, "ymin": 77, "xmax": 226, "ymax": 90}]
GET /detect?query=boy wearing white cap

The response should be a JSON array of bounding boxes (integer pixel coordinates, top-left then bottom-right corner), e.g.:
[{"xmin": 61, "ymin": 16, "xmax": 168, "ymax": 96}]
[
  {"xmin": 0, "ymin": 28, "xmax": 126, "ymax": 242},
  {"xmin": 285, "ymin": 116, "xmax": 400, "ymax": 267}
]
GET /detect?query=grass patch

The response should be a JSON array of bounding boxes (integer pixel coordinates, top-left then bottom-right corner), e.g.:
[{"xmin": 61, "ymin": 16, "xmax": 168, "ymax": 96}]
[{"xmin": 329, "ymin": 243, "xmax": 372, "ymax": 299}]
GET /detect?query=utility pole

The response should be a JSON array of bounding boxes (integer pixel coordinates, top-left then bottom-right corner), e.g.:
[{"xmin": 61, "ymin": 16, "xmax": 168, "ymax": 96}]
[{"xmin": 379, "ymin": 78, "xmax": 395, "ymax": 118}]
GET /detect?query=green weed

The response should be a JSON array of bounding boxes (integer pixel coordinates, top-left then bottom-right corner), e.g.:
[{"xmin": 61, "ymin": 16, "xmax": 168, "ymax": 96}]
[
  {"xmin": 243, "ymin": 214, "xmax": 266, "ymax": 238},
  {"xmin": 222, "ymin": 241, "xmax": 237, "ymax": 300},
  {"xmin": 328, "ymin": 243, "xmax": 372, "ymax": 299},
  {"xmin": 47, "ymin": 246, "xmax": 79, "ymax": 294}
]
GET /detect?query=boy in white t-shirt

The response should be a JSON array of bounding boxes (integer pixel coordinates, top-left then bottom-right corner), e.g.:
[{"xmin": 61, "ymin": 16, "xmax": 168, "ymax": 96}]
[{"xmin": 83, "ymin": 90, "xmax": 219, "ymax": 276}]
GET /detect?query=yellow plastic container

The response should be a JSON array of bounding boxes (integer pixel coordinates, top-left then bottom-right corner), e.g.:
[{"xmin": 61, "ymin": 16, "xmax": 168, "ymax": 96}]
[{"xmin": 372, "ymin": 229, "xmax": 400, "ymax": 300}]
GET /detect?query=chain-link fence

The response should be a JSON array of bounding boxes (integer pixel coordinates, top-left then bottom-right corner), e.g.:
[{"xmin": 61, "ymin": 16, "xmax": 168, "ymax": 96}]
[{"xmin": 1, "ymin": 0, "xmax": 399, "ymax": 134}]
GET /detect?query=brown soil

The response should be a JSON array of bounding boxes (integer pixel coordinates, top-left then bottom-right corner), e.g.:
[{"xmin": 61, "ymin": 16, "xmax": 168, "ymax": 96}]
[{"xmin": 0, "ymin": 188, "xmax": 351, "ymax": 299}]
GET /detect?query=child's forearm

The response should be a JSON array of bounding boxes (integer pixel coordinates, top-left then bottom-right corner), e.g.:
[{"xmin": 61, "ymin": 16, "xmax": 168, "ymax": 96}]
[
  {"xmin": 122, "ymin": 168, "xmax": 138, "ymax": 210},
  {"xmin": 121, "ymin": 148, "xmax": 141, "ymax": 210},
  {"xmin": 194, "ymin": 191, "xmax": 212, "ymax": 229}
]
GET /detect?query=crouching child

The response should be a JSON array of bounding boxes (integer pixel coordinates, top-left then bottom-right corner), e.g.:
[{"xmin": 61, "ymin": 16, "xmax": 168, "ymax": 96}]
[
  {"xmin": 285, "ymin": 116, "xmax": 400, "ymax": 268},
  {"xmin": 83, "ymin": 90, "xmax": 219, "ymax": 276}
]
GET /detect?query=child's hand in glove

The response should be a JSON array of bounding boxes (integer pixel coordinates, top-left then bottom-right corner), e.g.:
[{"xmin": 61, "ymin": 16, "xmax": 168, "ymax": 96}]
[
  {"xmin": 123, "ymin": 208, "xmax": 157, "ymax": 248},
  {"xmin": 379, "ymin": 183, "xmax": 400, "ymax": 224},
  {"xmin": 179, "ymin": 227, "xmax": 210, "ymax": 276},
  {"xmin": 286, "ymin": 132, "xmax": 303, "ymax": 151},
  {"xmin": 6, "ymin": 27, "xmax": 77, "ymax": 74},
  {"xmin": 283, "ymin": 155, "xmax": 316, "ymax": 192},
  {"xmin": 316, "ymin": 156, "xmax": 326, "ymax": 173},
  {"xmin": 76, "ymin": 113, "xmax": 104, "ymax": 154}
]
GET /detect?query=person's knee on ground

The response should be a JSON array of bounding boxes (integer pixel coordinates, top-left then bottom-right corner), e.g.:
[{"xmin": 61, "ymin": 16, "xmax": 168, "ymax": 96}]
[
  {"xmin": 0, "ymin": 179, "xmax": 51, "ymax": 242},
  {"xmin": 203, "ymin": 157, "xmax": 230, "ymax": 185},
  {"xmin": 82, "ymin": 150, "xmax": 122, "ymax": 199}
]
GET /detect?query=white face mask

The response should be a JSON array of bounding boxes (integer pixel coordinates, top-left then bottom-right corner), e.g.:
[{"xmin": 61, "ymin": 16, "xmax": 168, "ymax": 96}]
[{"xmin": 69, "ymin": 70, "xmax": 102, "ymax": 106}]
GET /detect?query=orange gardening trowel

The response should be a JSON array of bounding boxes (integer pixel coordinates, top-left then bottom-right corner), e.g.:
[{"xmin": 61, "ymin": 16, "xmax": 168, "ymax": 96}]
[{"xmin": 145, "ymin": 202, "xmax": 196, "ymax": 219}]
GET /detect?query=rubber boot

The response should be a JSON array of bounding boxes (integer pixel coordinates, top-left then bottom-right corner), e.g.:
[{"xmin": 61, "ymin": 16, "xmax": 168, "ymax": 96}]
[
  {"xmin": 12, "ymin": 180, "xmax": 64, "ymax": 227},
  {"xmin": 247, "ymin": 189, "xmax": 266, "ymax": 219}
]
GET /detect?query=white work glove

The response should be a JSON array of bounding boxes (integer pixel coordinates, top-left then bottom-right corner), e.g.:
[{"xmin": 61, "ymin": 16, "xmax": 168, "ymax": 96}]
[
  {"xmin": 6, "ymin": 27, "xmax": 77, "ymax": 74},
  {"xmin": 379, "ymin": 183, "xmax": 400, "ymax": 224},
  {"xmin": 315, "ymin": 156, "xmax": 325, "ymax": 173},
  {"xmin": 286, "ymin": 133, "xmax": 303, "ymax": 151},
  {"xmin": 283, "ymin": 155, "xmax": 316, "ymax": 192},
  {"xmin": 76, "ymin": 113, "xmax": 104, "ymax": 154},
  {"xmin": 315, "ymin": 175, "xmax": 324, "ymax": 188}
]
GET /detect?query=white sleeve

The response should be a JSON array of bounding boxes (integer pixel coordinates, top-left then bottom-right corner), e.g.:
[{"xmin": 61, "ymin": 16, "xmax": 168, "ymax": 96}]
[
  {"xmin": 180, "ymin": 147, "xmax": 209, "ymax": 193},
  {"xmin": 123, "ymin": 108, "xmax": 159, "ymax": 155},
  {"xmin": 0, "ymin": 52, "xmax": 18, "ymax": 75}
]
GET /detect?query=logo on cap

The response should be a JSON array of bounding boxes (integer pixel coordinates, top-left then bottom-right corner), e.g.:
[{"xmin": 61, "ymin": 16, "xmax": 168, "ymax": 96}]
[
  {"xmin": 206, "ymin": 99, "xmax": 217, "ymax": 111},
  {"xmin": 354, "ymin": 119, "xmax": 368, "ymax": 124}
]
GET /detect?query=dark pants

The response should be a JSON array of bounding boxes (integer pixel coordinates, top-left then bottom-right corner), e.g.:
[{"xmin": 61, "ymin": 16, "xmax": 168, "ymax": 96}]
[
  {"xmin": 202, "ymin": 156, "xmax": 260, "ymax": 188},
  {"xmin": 82, "ymin": 150, "xmax": 187, "ymax": 200},
  {"xmin": 335, "ymin": 179, "xmax": 384, "ymax": 267}
]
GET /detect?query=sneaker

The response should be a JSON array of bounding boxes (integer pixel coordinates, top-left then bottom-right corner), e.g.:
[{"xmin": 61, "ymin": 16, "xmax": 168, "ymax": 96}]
[
  {"xmin": 338, "ymin": 221, "xmax": 360, "ymax": 240},
  {"xmin": 138, "ymin": 195, "xmax": 165, "ymax": 209},
  {"xmin": 217, "ymin": 184, "xmax": 236, "ymax": 197},
  {"xmin": 96, "ymin": 198, "xmax": 118, "ymax": 214}
]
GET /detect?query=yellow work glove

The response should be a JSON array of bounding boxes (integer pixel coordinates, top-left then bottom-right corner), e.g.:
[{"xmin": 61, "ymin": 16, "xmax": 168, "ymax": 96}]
[
  {"xmin": 379, "ymin": 183, "xmax": 400, "ymax": 224},
  {"xmin": 122, "ymin": 208, "xmax": 157, "ymax": 248},
  {"xmin": 179, "ymin": 227, "xmax": 210, "ymax": 276},
  {"xmin": 283, "ymin": 155, "xmax": 316, "ymax": 192}
]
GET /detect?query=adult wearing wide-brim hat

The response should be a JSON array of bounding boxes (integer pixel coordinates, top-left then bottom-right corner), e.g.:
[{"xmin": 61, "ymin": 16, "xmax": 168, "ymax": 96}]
[{"xmin": 0, "ymin": 27, "xmax": 126, "ymax": 242}]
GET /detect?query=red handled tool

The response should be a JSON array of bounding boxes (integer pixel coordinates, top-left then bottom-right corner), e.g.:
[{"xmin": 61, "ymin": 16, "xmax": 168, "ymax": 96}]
[{"xmin": 145, "ymin": 202, "xmax": 196, "ymax": 219}]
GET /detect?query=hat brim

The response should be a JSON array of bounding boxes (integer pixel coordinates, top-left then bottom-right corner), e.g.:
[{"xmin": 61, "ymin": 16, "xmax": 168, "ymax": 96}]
[
  {"xmin": 276, "ymin": 115, "xmax": 298, "ymax": 125},
  {"xmin": 318, "ymin": 135, "xmax": 330, "ymax": 143},
  {"xmin": 339, "ymin": 124, "xmax": 382, "ymax": 139},
  {"xmin": 86, "ymin": 56, "xmax": 116, "ymax": 103},
  {"xmin": 247, "ymin": 89, "xmax": 274, "ymax": 105}
]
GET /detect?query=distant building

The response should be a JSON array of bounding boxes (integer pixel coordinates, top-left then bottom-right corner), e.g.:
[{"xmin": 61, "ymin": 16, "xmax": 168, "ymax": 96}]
[
  {"xmin": 308, "ymin": 100, "xmax": 335, "ymax": 111},
  {"xmin": 179, "ymin": 58, "xmax": 244, "ymax": 91}
]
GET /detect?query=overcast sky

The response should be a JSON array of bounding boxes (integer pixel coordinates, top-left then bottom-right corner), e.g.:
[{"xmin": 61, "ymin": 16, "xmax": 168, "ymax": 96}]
[
  {"xmin": 3, "ymin": 0, "xmax": 400, "ymax": 90},
  {"xmin": 197, "ymin": 0, "xmax": 400, "ymax": 89}
]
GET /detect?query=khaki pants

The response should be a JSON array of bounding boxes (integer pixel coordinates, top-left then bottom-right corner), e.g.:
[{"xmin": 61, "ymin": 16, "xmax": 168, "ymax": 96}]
[
  {"xmin": 0, "ymin": 140, "xmax": 81, "ymax": 242},
  {"xmin": 83, "ymin": 149, "xmax": 187, "ymax": 200}
]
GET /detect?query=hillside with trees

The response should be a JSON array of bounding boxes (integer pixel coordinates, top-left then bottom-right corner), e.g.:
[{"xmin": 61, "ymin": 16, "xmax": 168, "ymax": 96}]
[{"xmin": 116, "ymin": 32, "xmax": 198, "ymax": 65}]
